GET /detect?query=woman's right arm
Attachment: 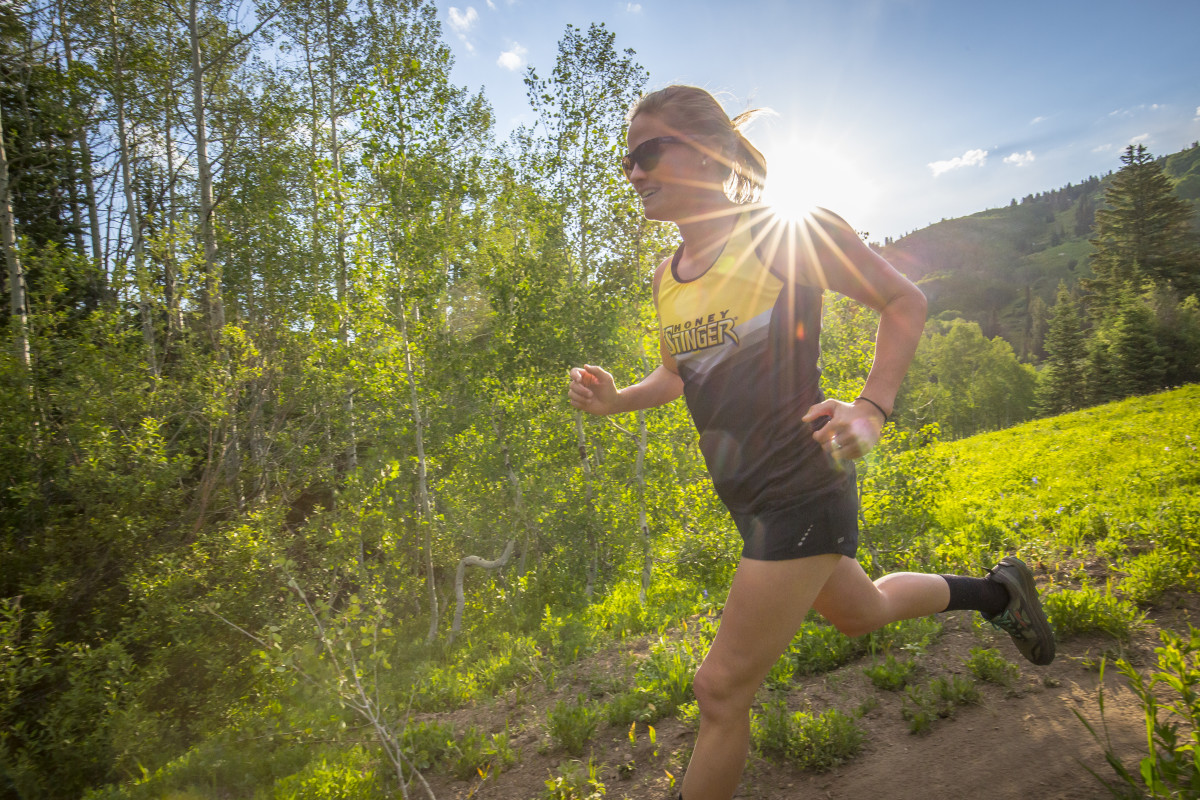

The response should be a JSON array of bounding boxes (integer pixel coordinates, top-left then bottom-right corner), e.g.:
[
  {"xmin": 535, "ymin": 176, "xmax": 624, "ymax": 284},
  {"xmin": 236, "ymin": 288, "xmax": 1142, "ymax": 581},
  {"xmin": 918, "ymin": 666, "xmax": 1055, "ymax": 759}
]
[{"xmin": 568, "ymin": 343, "xmax": 684, "ymax": 416}]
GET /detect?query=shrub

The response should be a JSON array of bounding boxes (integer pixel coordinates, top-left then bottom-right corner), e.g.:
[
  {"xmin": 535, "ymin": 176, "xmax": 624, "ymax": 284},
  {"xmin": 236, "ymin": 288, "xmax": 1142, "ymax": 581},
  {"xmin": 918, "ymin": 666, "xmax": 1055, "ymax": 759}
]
[
  {"xmin": 865, "ymin": 615, "xmax": 943, "ymax": 655},
  {"xmin": 472, "ymin": 634, "xmax": 543, "ymax": 694},
  {"xmin": 1120, "ymin": 549, "xmax": 1187, "ymax": 605},
  {"xmin": 585, "ymin": 583, "xmax": 647, "ymax": 638},
  {"xmin": 539, "ymin": 608, "xmax": 597, "ymax": 665},
  {"xmin": 1077, "ymin": 627, "xmax": 1200, "ymax": 798},
  {"xmin": 399, "ymin": 721, "xmax": 515, "ymax": 780},
  {"xmin": 764, "ymin": 652, "xmax": 797, "ymax": 692},
  {"xmin": 604, "ymin": 689, "xmax": 662, "ymax": 727},
  {"xmin": 931, "ymin": 675, "xmax": 980, "ymax": 706},
  {"xmin": 863, "ymin": 654, "xmax": 918, "ymax": 691},
  {"xmin": 966, "ymin": 647, "xmax": 1020, "ymax": 688},
  {"xmin": 637, "ymin": 638, "xmax": 697, "ymax": 716},
  {"xmin": 599, "ymin": 639, "xmax": 696, "ymax": 727},
  {"xmin": 548, "ymin": 697, "xmax": 599, "ymax": 756},
  {"xmin": 541, "ymin": 758, "xmax": 606, "ymax": 800},
  {"xmin": 902, "ymin": 675, "xmax": 979, "ymax": 734},
  {"xmin": 400, "ymin": 720, "xmax": 459, "ymax": 772},
  {"xmin": 1044, "ymin": 584, "xmax": 1143, "ymax": 641},
  {"xmin": 790, "ymin": 621, "xmax": 863, "ymax": 675},
  {"xmin": 270, "ymin": 748, "xmax": 382, "ymax": 800},
  {"xmin": 447, "ymin": 728, "xmax": 517, "ymax": 781},
  {"xmin": 751, "ymin": 702, "xmax": 864, "ymax": 772}
]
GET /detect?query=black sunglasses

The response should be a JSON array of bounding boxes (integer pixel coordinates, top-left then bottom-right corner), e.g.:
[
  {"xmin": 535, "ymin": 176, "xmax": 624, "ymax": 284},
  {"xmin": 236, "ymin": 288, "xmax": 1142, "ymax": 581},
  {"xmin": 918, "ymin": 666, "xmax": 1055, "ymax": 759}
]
[{"xmin": 621, "ymin": 136, "xmax": 686, "ymax": 176}]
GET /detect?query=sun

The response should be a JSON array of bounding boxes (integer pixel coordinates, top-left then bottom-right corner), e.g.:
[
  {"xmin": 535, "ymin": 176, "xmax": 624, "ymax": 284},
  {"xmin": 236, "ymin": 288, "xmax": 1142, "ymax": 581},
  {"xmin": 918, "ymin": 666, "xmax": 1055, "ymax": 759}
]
[{"xmin": 760, "ymin": 139, "xmax": 881, "ymax": 233}]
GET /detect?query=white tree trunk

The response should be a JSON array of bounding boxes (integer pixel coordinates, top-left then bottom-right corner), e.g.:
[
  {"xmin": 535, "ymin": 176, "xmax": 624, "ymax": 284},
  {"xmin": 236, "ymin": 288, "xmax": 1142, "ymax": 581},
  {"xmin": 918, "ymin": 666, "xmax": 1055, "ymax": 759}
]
[
  {"xmin": 401, "ymin": 302, "xmax": 438, "ymax": 643},
  {"xmin": 575, "ymin": 410, "xmax": 599, "ymax": 598},
  {"xmin": 497, "ymin": 422, "xmax": 537, "ymax": 575},
  {"xmin": 0, "ymin": 103, "xmax": 30, "ymax": 371},
  {"xmin": 187, "ymin": 0, "xmax": 224, "ymax": 339},
  {"xmin": 109, "ymin": 0, "xmax": 158, "ymax": 375},
  {"xmin": 449, "ymin": 540, "xmax": 515, "ymax": 646},
  {"xmin": 55, "ymin": 2, "xmax": 104, "ymax": 272},
  {"xmin": 637, "ymin": 407, "xmax": 651, "ymax": 604}
]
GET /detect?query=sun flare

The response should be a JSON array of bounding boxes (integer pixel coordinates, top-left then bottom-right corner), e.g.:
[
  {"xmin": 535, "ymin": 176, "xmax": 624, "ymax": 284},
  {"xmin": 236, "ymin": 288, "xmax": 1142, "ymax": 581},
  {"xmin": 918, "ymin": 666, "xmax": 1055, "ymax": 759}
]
[{"xmin": 760, "ymin": 140, "xmax": 880, "ymax": 234}]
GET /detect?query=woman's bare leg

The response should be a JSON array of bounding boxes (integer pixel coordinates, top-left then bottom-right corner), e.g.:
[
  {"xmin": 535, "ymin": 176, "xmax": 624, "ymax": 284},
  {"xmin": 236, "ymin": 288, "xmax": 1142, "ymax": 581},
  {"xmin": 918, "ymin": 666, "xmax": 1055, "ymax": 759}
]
[
  {"xmin": 681, "ymin": 553, "xmax": 841, "ymax": 800},
  {"xmin": 811, "ymin": 557, "xmax": 949, "ymax": 638}
]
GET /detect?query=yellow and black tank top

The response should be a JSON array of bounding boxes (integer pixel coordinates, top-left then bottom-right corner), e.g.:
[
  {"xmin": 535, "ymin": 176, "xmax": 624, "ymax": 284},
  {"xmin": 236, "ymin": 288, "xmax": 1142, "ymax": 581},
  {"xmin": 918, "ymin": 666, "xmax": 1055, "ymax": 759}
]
[{"xmin": 656, "ymin": 212, "xmax": 851, "ymax": 514}]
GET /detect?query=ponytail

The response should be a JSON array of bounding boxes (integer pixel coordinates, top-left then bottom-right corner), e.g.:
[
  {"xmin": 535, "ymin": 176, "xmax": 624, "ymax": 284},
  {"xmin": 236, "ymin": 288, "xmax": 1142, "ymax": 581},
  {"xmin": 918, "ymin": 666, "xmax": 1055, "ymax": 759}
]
[{"xmin": 728, "ymin": 111, "xmax": 768, "ymax": 204}]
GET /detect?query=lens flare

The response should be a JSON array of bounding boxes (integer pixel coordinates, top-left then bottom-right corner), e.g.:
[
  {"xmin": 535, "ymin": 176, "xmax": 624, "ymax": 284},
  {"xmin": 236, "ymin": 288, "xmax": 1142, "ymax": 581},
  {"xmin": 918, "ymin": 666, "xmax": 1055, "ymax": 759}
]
[{"xmin": 761, "ymin": 139, "xmax": 880, "ymax": 229}]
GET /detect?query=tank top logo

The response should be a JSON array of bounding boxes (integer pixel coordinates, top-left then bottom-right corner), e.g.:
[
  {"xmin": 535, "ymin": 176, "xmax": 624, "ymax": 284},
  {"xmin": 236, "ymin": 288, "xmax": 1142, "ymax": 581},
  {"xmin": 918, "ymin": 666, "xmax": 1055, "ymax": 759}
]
[{"xmin": 662, "ymin": 310, "xmax": 739, "ymax": 357}]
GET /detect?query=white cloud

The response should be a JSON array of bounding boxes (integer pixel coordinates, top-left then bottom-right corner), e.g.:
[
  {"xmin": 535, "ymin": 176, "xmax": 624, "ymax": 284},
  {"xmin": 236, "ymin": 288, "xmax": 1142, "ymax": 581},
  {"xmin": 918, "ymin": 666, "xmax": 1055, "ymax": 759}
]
[
  {"xmin": 626, "ymin": 2, "xmax": 643, "ymax": 11},
  {"xmin": 486, "ymin": 0, "xmax": 495, "ymax": 7},
  {"xmin": 497, "ymin": 43, "xmax": 527, "ymax": 71},
  {"xmin": 928, "ymin": 148, "xmax": 988, "ymax": 177},
  {"xmin": 1030, "ymin": 116, "xmax": 1047, "ymax": 125},
  {"xmin": 1110, "ymin": 103, "xmax": 1167, "ymax": 119},
  {"xmin": 1194, "ymin": 105, "xmax": 1199, "ymax": 120},
  {"xmin": 1130, "ymin": 132, "xmax": 1151, "ymax": 145},
  {"xmin": 1004, "ymin": 150, "xmax": 1036, "ymax": 167},
  {"xmin": 448, "ymin": 6, "xmax": 478, "ymax": 33},
  {"xmin": 447, "ymin": 6, "xmax": 479, "ymax": 52}
]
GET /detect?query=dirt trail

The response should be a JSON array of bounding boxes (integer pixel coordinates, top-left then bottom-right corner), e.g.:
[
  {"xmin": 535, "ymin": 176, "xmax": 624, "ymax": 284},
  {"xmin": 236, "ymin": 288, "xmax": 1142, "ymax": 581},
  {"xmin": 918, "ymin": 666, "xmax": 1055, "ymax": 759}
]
[{"xmin": 424, "ymin": 600, "xmax": 1197, "ymax": 800}]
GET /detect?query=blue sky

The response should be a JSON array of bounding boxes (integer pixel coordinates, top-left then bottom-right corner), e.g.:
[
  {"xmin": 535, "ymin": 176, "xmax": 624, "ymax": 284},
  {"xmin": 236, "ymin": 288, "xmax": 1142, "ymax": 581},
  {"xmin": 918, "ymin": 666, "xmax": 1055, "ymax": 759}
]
[{"xmin": 439, "ymin": 0, "xmax": 1200, "ymax": 242}]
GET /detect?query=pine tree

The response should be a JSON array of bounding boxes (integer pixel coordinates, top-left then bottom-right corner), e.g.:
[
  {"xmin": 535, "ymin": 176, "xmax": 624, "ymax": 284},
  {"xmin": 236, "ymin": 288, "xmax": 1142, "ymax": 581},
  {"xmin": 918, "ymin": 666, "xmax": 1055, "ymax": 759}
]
[
  {"xmin": 1026, "ymin": 291, "xmax": 1048, "ymax": 361},
  {"xmin": 1036, "ymin": 283, "xmax": 1087, "ymax": 415},
  {"xmin": 1074, "ymin": 191, "xmax": 1095, "ymax": 237},
  {"xmin": 1086, "ymin": 144, "xmax": 1200, "ymax": 312},
  {"xmin": 1109, "ymin": 301, "xmax": 1167, "ymax": 397}
]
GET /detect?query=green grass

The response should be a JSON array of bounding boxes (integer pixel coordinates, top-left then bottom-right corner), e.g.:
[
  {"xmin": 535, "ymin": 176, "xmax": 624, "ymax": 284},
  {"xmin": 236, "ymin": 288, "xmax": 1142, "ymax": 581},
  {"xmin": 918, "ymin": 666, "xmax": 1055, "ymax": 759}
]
[
  {"xmin": 547, "ymin": 697, "xmax": 600, "ymax": 756},
  {"xmin": 965, "ymin": 647, "xmax": 1020, "ymax": 688},
  {"xmin": 863, "ymin": 654, "xmax": 919, "ymax": 691},
  {"xmin": 751, "ymin": 702, "xmax": 865, "ymax": 772},
  {"xmin": 541, "ymin": 758, "xmax": 606, "ymax": 800},
  {"xmin": 1120, "ymin": 548, "xmax": 1191, "ymax": 604},
  {"xmin": 1044, "ymin": 584, "xmax": 1144, "ymax": 641},
  {"xmin": 1078, "ymin": 627, "xmax": 1200, "ymax": 798},
  {"xmin": 902, "ymin": 675, "xmax": 981, "ymax": 735},
  {"xmin": 895, "ymin": 385, "xmax": 1200, "ymax": 579}
]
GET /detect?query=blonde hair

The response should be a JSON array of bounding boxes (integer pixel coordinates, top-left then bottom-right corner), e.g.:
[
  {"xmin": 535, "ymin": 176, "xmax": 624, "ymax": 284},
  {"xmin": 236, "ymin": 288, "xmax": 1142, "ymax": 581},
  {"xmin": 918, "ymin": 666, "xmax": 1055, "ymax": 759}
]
[{"xmin": 628, "ymin": 85, "xmax": 768, "ymax": 204}]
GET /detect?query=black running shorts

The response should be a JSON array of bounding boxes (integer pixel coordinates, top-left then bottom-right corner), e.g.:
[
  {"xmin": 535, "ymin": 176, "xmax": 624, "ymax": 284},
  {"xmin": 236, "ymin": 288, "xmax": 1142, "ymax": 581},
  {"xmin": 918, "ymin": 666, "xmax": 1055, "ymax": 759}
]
[{"xmin": 730, "ymin": 480, "xmax": 859, "ymax": 561}]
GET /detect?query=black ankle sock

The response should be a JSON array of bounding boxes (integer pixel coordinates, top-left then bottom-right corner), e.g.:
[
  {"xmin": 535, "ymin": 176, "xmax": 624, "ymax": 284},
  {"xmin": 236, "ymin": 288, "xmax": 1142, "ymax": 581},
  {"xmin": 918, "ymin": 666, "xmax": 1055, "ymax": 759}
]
[{"xmin": 941, "ymin": 574, "xmax": 1009, "ymax": 615}]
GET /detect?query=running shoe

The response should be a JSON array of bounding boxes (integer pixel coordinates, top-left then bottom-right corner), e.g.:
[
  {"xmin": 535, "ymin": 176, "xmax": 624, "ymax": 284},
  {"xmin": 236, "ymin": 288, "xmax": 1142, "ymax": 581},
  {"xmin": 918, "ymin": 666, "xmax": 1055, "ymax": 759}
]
[{"xmin": 982, "ymin": 555, "xmax": 1056, "ymax": 666}]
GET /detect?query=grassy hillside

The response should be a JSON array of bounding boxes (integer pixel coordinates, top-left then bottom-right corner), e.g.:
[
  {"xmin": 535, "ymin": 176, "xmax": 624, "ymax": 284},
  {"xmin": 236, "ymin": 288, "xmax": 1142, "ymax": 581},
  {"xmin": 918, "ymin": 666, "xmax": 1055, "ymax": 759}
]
[
  {"xmin": 921, "ymin": 384, "xmax": 1199, "ymax": 588},
  {"xmin": 94, "ymin": 385, "xmax": 1200, "ymax": 799}
]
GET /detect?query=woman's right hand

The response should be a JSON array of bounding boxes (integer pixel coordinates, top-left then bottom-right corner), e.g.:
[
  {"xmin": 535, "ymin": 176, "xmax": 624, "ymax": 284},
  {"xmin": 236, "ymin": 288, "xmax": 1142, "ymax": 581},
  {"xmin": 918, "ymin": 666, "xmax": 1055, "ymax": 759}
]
[{"xmin": 568, "ymin": 364, "xmax": 621, "ymax": 416}]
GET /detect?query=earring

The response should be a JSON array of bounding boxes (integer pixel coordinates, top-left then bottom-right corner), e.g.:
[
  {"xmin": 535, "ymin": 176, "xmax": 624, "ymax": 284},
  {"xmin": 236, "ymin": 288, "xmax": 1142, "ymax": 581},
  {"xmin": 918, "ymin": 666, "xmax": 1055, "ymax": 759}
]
[{"xmin": 701, "ymin": 157, "xmax": 709, "ymax": 165}]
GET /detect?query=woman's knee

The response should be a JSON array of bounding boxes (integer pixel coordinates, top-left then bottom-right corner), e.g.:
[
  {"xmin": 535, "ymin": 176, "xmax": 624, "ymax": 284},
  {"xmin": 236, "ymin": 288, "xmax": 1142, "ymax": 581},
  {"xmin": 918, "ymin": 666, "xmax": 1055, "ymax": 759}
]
[{"xmin": 692, "ymin": 661, "xmax": 753, "ymax": 724}]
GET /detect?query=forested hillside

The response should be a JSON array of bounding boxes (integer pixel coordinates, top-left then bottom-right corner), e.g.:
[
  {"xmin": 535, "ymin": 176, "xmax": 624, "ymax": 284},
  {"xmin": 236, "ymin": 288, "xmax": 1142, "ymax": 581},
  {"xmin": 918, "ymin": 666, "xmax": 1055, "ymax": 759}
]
[
  {"xmin": 1, "ymin": 0, "xmax": 1199, "ymax": 797},
  {"xmin": 881, "ymin": 143, "xmax": 1200, "ymax": 360}
]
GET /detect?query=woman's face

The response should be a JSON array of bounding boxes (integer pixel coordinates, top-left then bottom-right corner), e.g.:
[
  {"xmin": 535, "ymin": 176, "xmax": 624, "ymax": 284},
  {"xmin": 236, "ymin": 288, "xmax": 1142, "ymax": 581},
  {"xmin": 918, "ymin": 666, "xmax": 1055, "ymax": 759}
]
[{"xmin": 625, "ymin": 113, "xmax": 725, "ymax": 222}]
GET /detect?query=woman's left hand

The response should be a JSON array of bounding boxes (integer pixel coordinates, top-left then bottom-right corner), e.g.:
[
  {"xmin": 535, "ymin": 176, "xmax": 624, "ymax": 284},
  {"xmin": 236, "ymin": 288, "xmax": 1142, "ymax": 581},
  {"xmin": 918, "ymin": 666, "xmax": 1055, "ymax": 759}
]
[{"xmin": 802, "ymin": 399, "xmax": 886, "ymax": 461}]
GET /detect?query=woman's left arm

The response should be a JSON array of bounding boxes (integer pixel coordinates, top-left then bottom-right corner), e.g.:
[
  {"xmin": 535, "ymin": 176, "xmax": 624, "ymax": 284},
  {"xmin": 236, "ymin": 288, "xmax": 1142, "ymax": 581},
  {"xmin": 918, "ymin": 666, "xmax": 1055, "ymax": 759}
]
[{"xmin": 776, "ymin": 209, "xmax": 927, "ymax": 458}]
